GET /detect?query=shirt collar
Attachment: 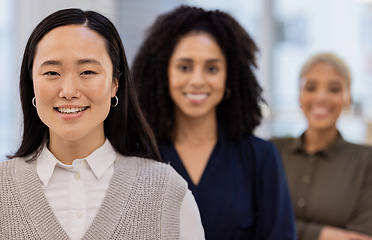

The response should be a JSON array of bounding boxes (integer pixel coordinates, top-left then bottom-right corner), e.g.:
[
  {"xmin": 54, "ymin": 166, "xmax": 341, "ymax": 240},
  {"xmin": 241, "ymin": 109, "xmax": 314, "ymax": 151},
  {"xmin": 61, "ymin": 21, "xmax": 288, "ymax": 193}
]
[
  {"xmin": 37, "ymin": 139, "xmax": 116, "ymax": 186},
  {"xmin": 288, "ymin": 131, "xmax": 347, "ymax": 161},
  {"xmin": 37, "ymin": 144, "xmax": 59, "ymax": 186},
  {"xmin": 85, "ymin": 139, "xmax": 116, "ymax": 179}
]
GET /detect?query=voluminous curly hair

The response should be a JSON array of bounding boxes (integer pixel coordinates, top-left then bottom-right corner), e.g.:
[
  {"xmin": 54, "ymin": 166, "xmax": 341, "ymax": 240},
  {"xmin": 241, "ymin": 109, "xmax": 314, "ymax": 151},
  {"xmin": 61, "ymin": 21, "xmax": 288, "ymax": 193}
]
[{"xmin": 132, "ymin": 5, "xmax": 263, "ymax": 141}]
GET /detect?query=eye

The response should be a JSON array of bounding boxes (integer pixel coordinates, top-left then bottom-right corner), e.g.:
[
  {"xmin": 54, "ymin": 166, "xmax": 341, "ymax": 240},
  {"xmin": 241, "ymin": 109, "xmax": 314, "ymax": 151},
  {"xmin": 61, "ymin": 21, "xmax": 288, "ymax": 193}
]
[
  {"xmin": 328, "ymin": 83, "xmax": 342, "ymax": 93},
  {"xmin": 43, "ymin": 71, "xmax": 59, "ymax": 76},
  {"xmin": 81, "ymin": 70, "xmax": 96, "ymax": 75},
  {"xmin": 329, "ymin": 86, "xmax": 341, "ymax": 93},
  {"xmin": 207, "ymin": 66, "xmax": 219, "ymax": 74},
  {"xmin": 177, "ymin": 64, "xmax": 191, "ymax": 73},
  {"xmin": 304, "ymin": 84, "xmax": 316, "ymax": 92}
]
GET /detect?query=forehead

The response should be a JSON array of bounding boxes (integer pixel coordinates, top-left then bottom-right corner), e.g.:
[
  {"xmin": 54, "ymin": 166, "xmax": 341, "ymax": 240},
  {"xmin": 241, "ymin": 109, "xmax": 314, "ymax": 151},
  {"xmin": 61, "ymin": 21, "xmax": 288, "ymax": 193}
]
[
  {"xmin": 34, "ymin": 25, "xmax": 107, "ymax": 59},
  {"xmin": 172, "ymin": 32, "xmax": 225, "ymax": 59},
  {"xmin": 302, "ymin": 63, "xmax": 347, "ymax": 84}
]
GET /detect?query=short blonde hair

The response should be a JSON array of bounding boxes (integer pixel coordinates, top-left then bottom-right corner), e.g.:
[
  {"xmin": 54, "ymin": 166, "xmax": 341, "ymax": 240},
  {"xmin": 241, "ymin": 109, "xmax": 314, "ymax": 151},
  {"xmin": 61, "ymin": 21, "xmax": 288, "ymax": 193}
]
[{"xmin": 299, "ymin": 52, "xmax": 352, "ymax": 92}]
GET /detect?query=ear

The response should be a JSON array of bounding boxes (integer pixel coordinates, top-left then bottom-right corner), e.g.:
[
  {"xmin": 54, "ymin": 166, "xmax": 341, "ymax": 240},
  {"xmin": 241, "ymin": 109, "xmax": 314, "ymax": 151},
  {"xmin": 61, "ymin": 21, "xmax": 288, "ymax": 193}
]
[{"xmin": 111, "ymin": 78, "xmax": 119, "ymax": 97}]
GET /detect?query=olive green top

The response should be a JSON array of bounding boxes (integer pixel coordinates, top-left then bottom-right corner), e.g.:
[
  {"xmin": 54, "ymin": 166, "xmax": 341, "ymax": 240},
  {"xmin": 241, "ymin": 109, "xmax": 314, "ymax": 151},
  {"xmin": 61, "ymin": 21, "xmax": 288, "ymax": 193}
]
[{"xmin": 271, "ymin": 133, "xmax": 372, "ymax": 240}]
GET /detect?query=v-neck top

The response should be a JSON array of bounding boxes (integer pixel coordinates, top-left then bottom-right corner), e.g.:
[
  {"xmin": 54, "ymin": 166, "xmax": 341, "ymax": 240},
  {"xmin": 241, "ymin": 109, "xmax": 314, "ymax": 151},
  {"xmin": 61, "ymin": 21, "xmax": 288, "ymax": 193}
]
[{"xmin": 160, "ymin": 125, "xmax": 297, "ymax": 239}]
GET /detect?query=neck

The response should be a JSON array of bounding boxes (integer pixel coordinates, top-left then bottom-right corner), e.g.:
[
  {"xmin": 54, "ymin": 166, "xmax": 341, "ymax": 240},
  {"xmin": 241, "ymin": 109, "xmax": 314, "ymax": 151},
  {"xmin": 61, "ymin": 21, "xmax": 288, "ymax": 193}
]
[
  {"xmin": 172, "ymin": 112, "xmax": 218, "ymax": 146},
  {"xmin": 303, "ymin": 126, "xmax": 338, "ymax": 154},
  {"xmin": 48, "ymin": 133, "xmax": 106, "ymax": 165}
]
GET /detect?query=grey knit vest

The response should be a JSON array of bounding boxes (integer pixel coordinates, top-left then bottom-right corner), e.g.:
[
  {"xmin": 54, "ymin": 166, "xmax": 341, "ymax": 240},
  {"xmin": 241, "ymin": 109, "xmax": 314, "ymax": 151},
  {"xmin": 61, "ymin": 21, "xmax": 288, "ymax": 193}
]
[{"xmin": 0, "ymin": 154, "xmax": 187, "ymax": 239}]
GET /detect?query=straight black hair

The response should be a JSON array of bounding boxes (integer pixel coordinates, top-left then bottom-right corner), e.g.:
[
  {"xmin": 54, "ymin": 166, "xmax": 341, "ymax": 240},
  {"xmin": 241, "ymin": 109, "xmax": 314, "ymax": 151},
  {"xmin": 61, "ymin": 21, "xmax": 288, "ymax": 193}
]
[{"xmin": 9, "ymin": 8, "xmax": 162, "ymax": 162}]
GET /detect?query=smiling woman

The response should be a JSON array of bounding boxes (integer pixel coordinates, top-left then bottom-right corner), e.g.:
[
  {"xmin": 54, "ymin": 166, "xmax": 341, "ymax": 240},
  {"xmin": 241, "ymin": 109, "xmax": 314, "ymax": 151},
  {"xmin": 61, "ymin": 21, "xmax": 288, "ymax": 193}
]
[
  {"xmin": 132, "ymin": 5, "xmax": 297, "ymax": 239},
  {"xmin": 0, "ymin": 8, "xmax": 204, "ymax": 240},
  {"xmin": 271, "ymin": 52, "xmax": 372, "ymax": 239},
  {"xmin": 32, "ymin": 25, "xmax": 118, "ymax": 162}
]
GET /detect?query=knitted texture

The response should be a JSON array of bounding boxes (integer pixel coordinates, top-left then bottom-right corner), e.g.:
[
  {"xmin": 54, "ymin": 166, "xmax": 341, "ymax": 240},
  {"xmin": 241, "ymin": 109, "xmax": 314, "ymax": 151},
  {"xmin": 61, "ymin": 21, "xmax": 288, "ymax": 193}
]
[{"xmin": 0, "ymin": 154, "xmax": 187, "ymax": 239}]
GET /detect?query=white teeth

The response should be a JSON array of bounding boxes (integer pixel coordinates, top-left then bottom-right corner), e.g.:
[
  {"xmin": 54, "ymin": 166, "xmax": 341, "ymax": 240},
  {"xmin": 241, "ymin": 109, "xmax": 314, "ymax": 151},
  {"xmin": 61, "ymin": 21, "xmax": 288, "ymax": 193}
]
[
  {"xmin": 186, "ymin": 93, "xmax": 207, "ymax": 100},
  {"xmin": 57, "ymin": 107, "xmax": 87, "ymax": 114},
  {"xmin": 312, "ymin": 107, "xmax": 328, "ymax": 115}
]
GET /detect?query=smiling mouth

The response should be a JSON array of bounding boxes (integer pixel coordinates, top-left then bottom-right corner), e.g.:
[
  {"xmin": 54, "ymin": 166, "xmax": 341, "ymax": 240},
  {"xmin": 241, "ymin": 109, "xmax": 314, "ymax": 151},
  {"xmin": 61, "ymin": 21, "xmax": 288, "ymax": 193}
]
[
  {"xmin": 55, "ymin": 107, "xmax": 89, "ymax": 114},
  {"xmin": 185, "ymin": 93, "xmax": 208, "ymax": 100}
]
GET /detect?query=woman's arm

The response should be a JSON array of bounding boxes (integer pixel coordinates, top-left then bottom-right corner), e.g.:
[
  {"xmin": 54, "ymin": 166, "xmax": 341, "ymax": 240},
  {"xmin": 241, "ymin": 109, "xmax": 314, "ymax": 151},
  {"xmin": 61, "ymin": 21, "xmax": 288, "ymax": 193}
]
[
  {"xmin": 296, "ymin": 220, "xmax": 372, "ymax": 240},
  {"xmin": 319, "ymin": 226, "xmax": 372, "ymax": 240},
  {"xmin": 344, "ymin": 152, "xmax": 372, "ymax": 236},
  {"xmin": 253, "ymin": 140, "xmax": 297, "ymax": 239}
]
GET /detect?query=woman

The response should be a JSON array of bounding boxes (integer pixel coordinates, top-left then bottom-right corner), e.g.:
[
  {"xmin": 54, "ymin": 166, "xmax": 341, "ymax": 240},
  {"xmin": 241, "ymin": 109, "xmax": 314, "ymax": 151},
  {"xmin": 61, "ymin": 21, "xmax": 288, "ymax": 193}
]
[
  {"xmin": 132, "ymin": 5, "xmax": 296, "ymax": 239},
  {"xmin": 0, "ymin": 8, "xmax": 204, "ymax": 239},
  {"xmin": 271, "ymin": 53, "xmax": 372, "ymax": 240}
]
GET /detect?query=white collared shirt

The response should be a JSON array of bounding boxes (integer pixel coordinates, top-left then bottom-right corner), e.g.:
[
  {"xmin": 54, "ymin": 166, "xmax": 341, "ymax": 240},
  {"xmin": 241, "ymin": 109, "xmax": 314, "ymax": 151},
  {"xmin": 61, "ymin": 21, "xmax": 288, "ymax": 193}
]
[{"xmin": 37, "ymin": 140, "xmax": 204, "ymax": 240}]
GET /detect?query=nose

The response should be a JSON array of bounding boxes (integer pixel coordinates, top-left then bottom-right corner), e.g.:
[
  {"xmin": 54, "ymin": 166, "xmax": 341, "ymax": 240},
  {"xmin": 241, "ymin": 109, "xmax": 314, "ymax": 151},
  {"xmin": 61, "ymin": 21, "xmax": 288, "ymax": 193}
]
[
  {"xmin": 314, "ymin": 89, "xmax": 327, "ymax": 101},
  {"xmin": 189, "ymin": 68, "xmax": 205, "ymax": 88},
  {"xmin": 58, "ymin": 75, "xmax": 80, "ymax": 99}
]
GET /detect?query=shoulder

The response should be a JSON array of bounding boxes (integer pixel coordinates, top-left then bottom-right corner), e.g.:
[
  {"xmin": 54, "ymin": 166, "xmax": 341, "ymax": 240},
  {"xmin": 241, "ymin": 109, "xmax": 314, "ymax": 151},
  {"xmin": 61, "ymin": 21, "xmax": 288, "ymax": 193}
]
[
  {"xmin": 270, "ymin": 136, "xmax": 297, "ymax": 149},
  {"xmin": 242, "ymin": 135, "xmax": 279, "ymax": 153},
  {"xmin": 239, "ymin": 135, "xmax": 283, "ymax": 167},
  {"xmin": 343, "ymin": 140, "xmax": 372, "ymax": 152},
  {"xmin": 115, "ymin": 154, "xmax": 187, "ymax": 189},
  {"xmin": 341, "ymin": 141, "xmax": 372, "ymax": 163},
  {"xmin": 0, "ymin": 158, "xmax": 22, "ymax": 178}
]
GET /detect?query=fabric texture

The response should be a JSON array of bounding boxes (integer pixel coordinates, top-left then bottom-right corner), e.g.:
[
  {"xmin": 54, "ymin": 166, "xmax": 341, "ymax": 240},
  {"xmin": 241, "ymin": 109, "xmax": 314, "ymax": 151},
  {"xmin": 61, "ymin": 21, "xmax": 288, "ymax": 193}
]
[
  {"xmin": 271, "ymin": 133, "xmax": 372, "ymax": 239},
  {"xmin": 0, "ymin": 153, "xmax": 187, "ymax": 240},
  {"xmin": 160, "ymin": 124, "xmax": 297, "ymax": 240}
]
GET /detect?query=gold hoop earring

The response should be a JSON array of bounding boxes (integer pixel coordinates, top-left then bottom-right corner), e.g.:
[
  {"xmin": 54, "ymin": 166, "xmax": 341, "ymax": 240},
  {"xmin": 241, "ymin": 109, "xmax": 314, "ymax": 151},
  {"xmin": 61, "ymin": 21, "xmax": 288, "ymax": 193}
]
[
  {"xmin": 32, "ymin": 97, "xmax": 36, "ymax": 107},
  {"xmin": 111, "ymin": 96, "xmax": 118, "ymax": 107}
]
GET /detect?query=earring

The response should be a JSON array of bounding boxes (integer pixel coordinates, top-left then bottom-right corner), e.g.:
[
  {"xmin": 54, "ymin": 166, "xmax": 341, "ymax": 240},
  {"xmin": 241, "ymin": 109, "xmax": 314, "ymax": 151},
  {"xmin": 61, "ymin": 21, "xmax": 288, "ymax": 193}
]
[
  {"xmin": 32, "ymin": 97, "xmax": 36, "ymax": 107},
  {"xmin": 224, "ymin": 88, "xmax": 231, "ymax": 100},
  {"xmin": 111, "ymin": 96, "xmax": 118, "ymax": 107}
]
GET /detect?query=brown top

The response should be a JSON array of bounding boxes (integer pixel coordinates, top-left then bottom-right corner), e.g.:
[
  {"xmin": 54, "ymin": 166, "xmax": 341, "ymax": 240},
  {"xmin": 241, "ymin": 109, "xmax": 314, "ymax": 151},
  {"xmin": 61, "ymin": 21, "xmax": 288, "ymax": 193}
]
[{"xmin": 271, "ymin": 133, "xmax": 372, "ymax": 240}]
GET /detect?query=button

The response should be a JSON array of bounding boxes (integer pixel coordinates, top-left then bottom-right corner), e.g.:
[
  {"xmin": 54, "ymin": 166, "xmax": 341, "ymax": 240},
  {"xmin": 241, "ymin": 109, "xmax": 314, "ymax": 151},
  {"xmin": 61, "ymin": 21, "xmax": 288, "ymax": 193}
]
[
  {"xmin": 81, "ymin": 160, "xmax": 87, "ymax": 166},
  {"xmin": 74, "ymin": 173, "xmax": 80, "ymax": 180},
  {"xmin": 302, "ymin": 175, "xmax": 311, "ymax": 184},
  {"xmin": 297, "ymin": 199, "xmax": 306, "ymax": 208},
  {"xmin": 76, "ymin": 211, "xmax": 83, "ymax": 219}
]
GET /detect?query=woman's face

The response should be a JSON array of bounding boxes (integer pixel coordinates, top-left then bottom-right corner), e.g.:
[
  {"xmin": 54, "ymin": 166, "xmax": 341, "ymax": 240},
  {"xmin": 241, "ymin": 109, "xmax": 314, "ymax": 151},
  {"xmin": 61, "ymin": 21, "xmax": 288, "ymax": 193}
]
[
  {"xmin": 299, "ymin": 62, "xmax": 350, "ymax": 131},
  {"xmin": 168, "ymin": 32, "xmax": 227, "ymax": 120},
  {"xmin": 32, "ymin": 25, "xmax": 118, "ymax": 146}
]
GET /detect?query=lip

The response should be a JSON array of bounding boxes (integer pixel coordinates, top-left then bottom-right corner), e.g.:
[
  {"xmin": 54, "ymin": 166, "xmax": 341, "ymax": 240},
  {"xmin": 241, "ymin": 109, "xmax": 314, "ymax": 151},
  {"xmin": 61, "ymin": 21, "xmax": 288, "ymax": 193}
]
[
  {"xmin": 54, "ymin": 105, "xmax": 89, "ymax": 120},
  {"xmin": 184, "ymin": 92, "xmax": 209, "ymax": 104},
  {"xmin": 309, "ymin": 105, "xmax": 330, "ymax": 118}
]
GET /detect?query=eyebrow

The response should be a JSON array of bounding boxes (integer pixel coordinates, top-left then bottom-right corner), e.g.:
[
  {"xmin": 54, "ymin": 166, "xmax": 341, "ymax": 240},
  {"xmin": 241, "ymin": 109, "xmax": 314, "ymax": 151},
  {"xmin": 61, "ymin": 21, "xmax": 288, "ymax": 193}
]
[
  {"xmin": 76, "ymin": 59, "xmax": 101, "ymax": 65},
  {"xmin": 177, "ymin": 58, "xmax": 223, "ymax": 63},
  {"xmin": 39, "ymin": 58, "xmax": 101, "ymax": 68},
  {"xmin": 40, "ymin": 60, "xmax": 62, "ymax": 68}
]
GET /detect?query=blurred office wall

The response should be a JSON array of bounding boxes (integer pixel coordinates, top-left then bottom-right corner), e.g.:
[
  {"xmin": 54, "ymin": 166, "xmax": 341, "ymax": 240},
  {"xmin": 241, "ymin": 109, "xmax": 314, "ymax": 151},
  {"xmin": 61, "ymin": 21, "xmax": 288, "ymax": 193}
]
[{"xmin": 2, "ymin": 0, "xmax": 372, "ymax": 160}]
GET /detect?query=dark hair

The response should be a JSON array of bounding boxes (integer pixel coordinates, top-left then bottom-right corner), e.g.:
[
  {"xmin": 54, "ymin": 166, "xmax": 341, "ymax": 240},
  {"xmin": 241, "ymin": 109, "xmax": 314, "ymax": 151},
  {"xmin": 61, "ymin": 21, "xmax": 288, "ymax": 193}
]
[
  {"xmin": 9, "ymin": 8, "xmax": 161, "ymax": 161},
  {"xmin": 132, "ymin": 5, "xmax": 263, "ymax": 141}
]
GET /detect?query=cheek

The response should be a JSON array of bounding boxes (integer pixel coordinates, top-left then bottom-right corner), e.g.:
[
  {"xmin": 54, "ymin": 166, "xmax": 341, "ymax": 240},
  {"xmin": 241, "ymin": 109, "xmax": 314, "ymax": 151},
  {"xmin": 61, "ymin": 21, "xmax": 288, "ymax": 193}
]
[
  {"xmin": 85, "ymin": 77, "xmax": 113, "ymax": 98},
  {"xmin": 210, "ymin": 74, "xmax": 226, "ymax": 92},
  {"xmin": 168, "ymin": 72, "xmax": 185, "ymax": 89},
  {"xmin": 299, "ymin": 93, "xmax": 309, "ymax": 108},
  {"xmin": 33, "ymin": 79, "xmax": 54, "ymax": 102},
  {"xmin": 332, "ymin": 95, "xmax": 346, "ymax": 107}
]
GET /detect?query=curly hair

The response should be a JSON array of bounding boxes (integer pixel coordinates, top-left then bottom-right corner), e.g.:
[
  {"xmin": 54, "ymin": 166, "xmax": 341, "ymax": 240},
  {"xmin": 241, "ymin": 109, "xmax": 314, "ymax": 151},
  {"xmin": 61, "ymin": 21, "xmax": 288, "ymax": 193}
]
[{"xmin": 132, "ymin": 5, "xmax": 263, "ymax": 141}]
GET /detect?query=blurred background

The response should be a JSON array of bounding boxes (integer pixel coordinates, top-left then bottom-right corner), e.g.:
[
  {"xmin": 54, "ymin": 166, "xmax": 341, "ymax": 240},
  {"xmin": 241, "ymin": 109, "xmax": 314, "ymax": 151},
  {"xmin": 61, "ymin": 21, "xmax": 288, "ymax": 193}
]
[{"xmin": 2, "ymin": 0, "xmax": 372, "ymax": 160}]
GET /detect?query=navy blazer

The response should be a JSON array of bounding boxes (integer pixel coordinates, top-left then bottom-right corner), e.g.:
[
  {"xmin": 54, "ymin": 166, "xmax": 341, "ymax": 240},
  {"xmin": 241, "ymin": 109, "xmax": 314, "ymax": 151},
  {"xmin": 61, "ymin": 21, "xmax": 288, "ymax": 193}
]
[{"xmin": 160, "ymin": 125, "xmax": 297, "ymax": 240}]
